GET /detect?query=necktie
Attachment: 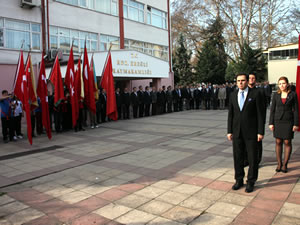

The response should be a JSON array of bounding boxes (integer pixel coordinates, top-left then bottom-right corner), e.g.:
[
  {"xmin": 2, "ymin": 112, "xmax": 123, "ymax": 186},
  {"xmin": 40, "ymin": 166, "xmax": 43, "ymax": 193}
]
[{"xmin": 239, "ymin": 91, "xmax": 245, "ymax": 111}]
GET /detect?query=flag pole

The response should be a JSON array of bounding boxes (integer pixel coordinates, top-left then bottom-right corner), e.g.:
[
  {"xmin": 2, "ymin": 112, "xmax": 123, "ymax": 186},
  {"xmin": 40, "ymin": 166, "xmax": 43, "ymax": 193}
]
[{"xmin": 99, "ymin": 43, "xmax": 113, "ymax": 86}]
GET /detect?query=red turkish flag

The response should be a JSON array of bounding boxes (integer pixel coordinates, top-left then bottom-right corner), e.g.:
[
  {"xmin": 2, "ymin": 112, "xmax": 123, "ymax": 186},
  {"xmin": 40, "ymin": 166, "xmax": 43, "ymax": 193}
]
[
  {"xmin": 100, "ymin": 52, "xmax": 118, "ymax": 120},
  {"xmin": 37, "ymin": 54, "xmax": 52, "ymax": 139},
  {"xmin": 83, "ymin": 44, "xmax": 96, "ymax": 114},
  {"xmin": 25, "ymin": 53, "xmax": 38, "ymax": 111},
  {"xmin": 49, "ymin": 55, "xmax": 64, "ymax": 106},
  {"xmin": 296, "ymin": 34, "xmax": 300, "ymax": 131},
  {"xmin": 14, "ymin": 51, "xmax": 32, "ymax": 144},
  {"xmin": 64, "ymin": 47, "xmax": 78, "ymax": 127}
]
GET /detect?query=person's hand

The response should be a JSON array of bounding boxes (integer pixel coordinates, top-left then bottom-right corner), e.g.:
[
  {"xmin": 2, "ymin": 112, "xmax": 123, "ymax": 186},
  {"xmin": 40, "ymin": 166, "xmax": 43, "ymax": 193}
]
[
  {"xmin": 293, "ymin": 126, "xmax": 299, "ymax": 132},
  {"xmin": 269, "ymin": 125, "xmax": 274, "ymax": 131},
  {"xmin": 227, "ymin": 133, "xmax": 232, "ymax": 141},
  {"xmin": 258, "ymin": 134, "xmax": 264, "ymax": 142}
]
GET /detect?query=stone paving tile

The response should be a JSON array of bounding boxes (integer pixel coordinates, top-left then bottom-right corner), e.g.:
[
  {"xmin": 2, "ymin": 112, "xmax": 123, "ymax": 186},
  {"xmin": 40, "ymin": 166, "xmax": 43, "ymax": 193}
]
[
  {"xmin": 22, "ymin": 215, "xmax": 61, "ymax": 225},
  {"xmin": 279, "ymin": 202, "xmax": 300, "ymax": 219},
  {"xmin": 206, "ymin": 180, "xmax": 233, "ymax": 191},
  {"xmin": 185, "ymin": 176, "xmax": 213, "ymax": 187},
  {"xmin": 249, "ymin": 198, "xmax": 284, "ymax": 213},
  {"xmin": 193, "ymin": 188, "xmax": 227, "ymax": 201},
  {"xmin": 235, "ymin": 207, "xmax": 277, "ymax": 225},
  {"xmin": 162, "ymin": 205, "xmax": 202, "ymax": 224},
  {"xmin": 58, "ymin": 190, "xmax": 92, "ymax": 204},
  {"xmin": 0, "ymin": 194, "xmax": 15, "ymax": 206},
  {"xmin": 156, "ymin": 190, "xmax": 189, "ymax": 205},
  {"xmin": 170, "ymin": 183, "xmax": 202, "ymax": 195},
  {"xmin": 96, "ymin": 188, "xmax": 129, "ymax": 202},
  {"xmin": 70, "ymin": 213, "xmax": 111, "ymax": 225},
  {"xmin": 220, "ymin": 192, "xmax": 254, "ymax": 206},
  {"xmin": 150, "ymin": 180, "xmax": 180, "ymax": 190},
  {"xmin": 206, "ymin": 202, "xmax": 244, "ymax": 218},
  {"xmin": 117, "ymin": 183, "xmax": 145, "ymax": 193},
  {"xmin": 116, "ymin": 209, "xmax": 156, "ymax": 225},
  {"xmin": 134, "ymin": 186, "xmax": 167, "ymax": 199},
  {"xmin": 190, "ymin": 213, "xmax": 233, "ymax": 225},
  {"xmin": 256, "ymin": 189, "xmax": 290, "ymax": 201},
  {"xmin": 74, "ymin": 196, "xmax": 110, "ymax": 212},
  {"xmin": 180, "ymin": 196, "xmax": 214, "ymax": 211},
  {"xmin": 272, "ymin": 215, "xmax": 300, "ymax": 225},
  {"xmin": 93, "ymin": 203, "xmax": 132, "ymax": 220},
  {"xmin": 4, "ymin": 208, "xmax": 44, "ymax": 225},
  {"xmin": 0, "ymin": 201, "xmax": 29, "ymax": 217},
  {"xmin": 287, "ymin": 192, "xmax": 300, "ymax": 205},
  {"xmin": 146, "ymin": 216, "xmax": 185, "ymax": 225},
  {"xmin": 138, "ymin": 199, "xmax": 175, "ymax": 215},
  {"xmin": 116, "ymin": 193, "xmax": 152, "ymax": 208}
]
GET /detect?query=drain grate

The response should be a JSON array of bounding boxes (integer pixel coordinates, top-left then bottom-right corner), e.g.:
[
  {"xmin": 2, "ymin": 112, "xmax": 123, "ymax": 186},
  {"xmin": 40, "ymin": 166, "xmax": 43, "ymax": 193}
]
[{"xmin": 0, "ymin": 145, "xmax": 64, "ymax": 161}]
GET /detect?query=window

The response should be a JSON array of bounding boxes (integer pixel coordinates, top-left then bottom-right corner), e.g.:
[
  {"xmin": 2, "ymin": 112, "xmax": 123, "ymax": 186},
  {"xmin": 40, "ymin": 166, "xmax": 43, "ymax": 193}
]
[
  {"xmin": 57, "ymin": 0, "xmax": 118, "ymax": 15},
  {"xmin": 123, "ymin": 0, "xmax": 144, "ymax": 23},
  {"xmin": 147, "ymin": 7, "xmax": 167, "ymax": 29},
  {"xmin": 125, "ymin": 39, "xmax": 168, "ymax": 60},
  {"xmin": 0, "ymin": 18, "xmax": 41, "ymax": 50},
  {"xmin": 269, "ymin": 49, "xmax": 298, "ymax": 60},
  {"xmin": 50, "ymin": 26, "xmax": 98, "ymax": 53},
  {"xmin": 100, "ymin": 34, "xmax": 119, "ymax": 51}
]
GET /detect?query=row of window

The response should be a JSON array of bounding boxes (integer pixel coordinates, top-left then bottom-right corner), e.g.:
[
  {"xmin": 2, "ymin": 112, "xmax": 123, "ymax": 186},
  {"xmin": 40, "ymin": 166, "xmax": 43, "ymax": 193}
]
[
  {"xmin": 0, "ymin": 18, "xmax": 41, "ymax": 50},
  {"xmin": 269, "ymin": 49, "xmax": 298, "ymax": 60},
  {"xmin": 56, "ymin": 0, "xmax": 167, "ymax": 29},
  {"xmin": 0, "ymin": 18, "xmax": 168, "ymax": 61}
]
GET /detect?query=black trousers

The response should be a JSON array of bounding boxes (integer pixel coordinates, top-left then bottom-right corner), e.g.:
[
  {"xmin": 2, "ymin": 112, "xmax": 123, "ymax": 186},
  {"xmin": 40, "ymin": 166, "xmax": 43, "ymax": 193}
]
[
  {"xmin": 152, "ymin": 103, "xmax": 157, "ymax": 115},
  {"xmin": 139, "ymin": 103, "xmax": 144, "ymax": 117},
  {"xmin": 167, "ymin": 102, "xmax": 172, "ymax": 113},
  {"xmin": 195, "ymin": 99, "xmax": 200, "ymax": 109},
  {"xmin": 205, "ymin": 99, "xmax": 210, "ymax": 109},
  {"xmin": 132, "ymin": 105, "xmax": 138, "ymax": 118},
  {"xmin": 122, "ymin": 104, "xmax": 130, "ymax": 119},
  {"xmin": 145, "ymin": 104, "xmax": 150, "ymax": 116},
  {"xmin": 190, "ymin": 98, "xmax": 194, "ymax": 109},
  {"xmin": 233, "ymin": 132, "xmax": 259, "ymax": 184},
  {"xmin": 54, "ymin": 111, "xmax": 62, "ymax": 132},
  {"xmin": 1, "ymin": 117, "xmax": 14, "ymax": 141},
  {"xmin": 14, "ymin": 115, "xmax": 22, "ymax": 136},
  {"xmin": 173, "ymin": 102, "xmax": 178, "ymax": 112},
  {"xmin": 117, "ymin": 106, "xmax": 122, "ymax": 119}
]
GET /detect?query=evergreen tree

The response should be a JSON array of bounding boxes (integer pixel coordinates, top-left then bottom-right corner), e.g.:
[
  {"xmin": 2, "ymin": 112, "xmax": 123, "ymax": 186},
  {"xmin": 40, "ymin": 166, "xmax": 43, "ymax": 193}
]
[
  {"xmin": 235, "ymin": 42, "xmax": 267, "ymax": 81},
  {"xmin": 172, "ymin": 34, "xmax": 193, "ymax": 85},
  {"xmin": 195, "ymin": 17, "xmax": 227, "ymax": 84}
]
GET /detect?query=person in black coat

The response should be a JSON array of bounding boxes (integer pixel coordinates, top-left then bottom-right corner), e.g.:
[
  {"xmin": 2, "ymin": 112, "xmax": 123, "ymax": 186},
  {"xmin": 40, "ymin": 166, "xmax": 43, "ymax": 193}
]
[
  {"xmin": 178, "ymin": 85, "xmax": 183, "ymax": 111},
  {"xmin": 263, "ymin": 81, "xmax": 272, "ymax": 107},
  {"xmin": 121, "ymin": 87, "xmax": 130, "ymax": 119},
  {"xmin": 227, "ymin": 73, "xmax": 265, "ymax": 193},
  {"xmin": 137, "ymin": 85, "xmax": 144, "ymax": 117},
  {"xmin": 144, "ymin": 86, "xmax": 151, "ymax": 116},
  {"xmin": 172, "ymin": 85, "xmax": 180, "ymax": 112},
  {"xmin": 166, "ymin": 86, "xmax": 173, "ymax": 113},
  {"xmin": 100, "ymin": 89, "xmax": 107, "ymax": 123},
  {"xmin": 115, "ymin": 88, "xmax": 122, "ymax": 120},
  {"xmin": 194, "ymin": 85, "xmax": 202, "ymax": 110},
  {"xmin": 211, "ymin": 85, "xmax": 219, "ymax": 110},
  {"xmin": 151, "ymin": 87, "xmax": 157, "ymax": 115},
  {"xmin": 131, "ymin": 87, "xmax": 139, "ymax": 118},
  {"xmin": 203, "ymin": 85, "xmax": 211, "ymax": 110},
  {"xmin": 269, "ymin": 76, "xmax": 299, "ymax": 173}
]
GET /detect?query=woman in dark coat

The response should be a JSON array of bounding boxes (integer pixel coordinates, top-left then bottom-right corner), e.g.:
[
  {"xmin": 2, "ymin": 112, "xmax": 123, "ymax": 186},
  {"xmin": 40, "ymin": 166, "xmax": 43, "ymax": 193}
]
[{"xmin": 269, "ymin": 76, "xmax": 299, "ymax": 173}]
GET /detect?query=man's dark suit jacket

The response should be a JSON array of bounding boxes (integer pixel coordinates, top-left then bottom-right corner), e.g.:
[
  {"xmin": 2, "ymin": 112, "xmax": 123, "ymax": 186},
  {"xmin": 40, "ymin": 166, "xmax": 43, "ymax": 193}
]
[
  {"xmin": 130, "ymin": 92, "xmax": 139, "ymax": 106},
  {"xmin": 228, "ymin": 88, "xmax": 265, "ymax": 139},
  {"xmin": 269, "ymin": 91, "xmax": 299, "ymax": 126}
]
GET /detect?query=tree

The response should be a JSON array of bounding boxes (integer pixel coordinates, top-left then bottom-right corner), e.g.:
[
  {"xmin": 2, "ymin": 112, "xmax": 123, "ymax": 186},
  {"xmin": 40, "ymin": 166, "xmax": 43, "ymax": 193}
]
[
  {"xmin": 172, "ymin": 34, "xmax": 193, "ymax": 85},
  {"xmin": 235, "ymin": 42, "xmax": 267, "ymax": 81},
  {"xmin": 195, "ymin": 17, "xmax": 227, "ymax": 84}
]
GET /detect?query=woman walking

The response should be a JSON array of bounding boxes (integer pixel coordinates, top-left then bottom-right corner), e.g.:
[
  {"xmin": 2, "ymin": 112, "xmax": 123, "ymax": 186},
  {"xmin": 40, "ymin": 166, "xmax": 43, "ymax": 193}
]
[{"xmin": 269, "ymin": 76, "xmax": 299, "ymax": 173}]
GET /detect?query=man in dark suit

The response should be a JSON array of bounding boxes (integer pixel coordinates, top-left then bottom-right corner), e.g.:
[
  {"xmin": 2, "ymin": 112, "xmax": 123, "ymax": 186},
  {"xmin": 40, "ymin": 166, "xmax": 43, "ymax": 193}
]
[
  {"xmin": 115, "ymin": 88, "xmax": 122, "ymax": 120},
  {"xmin": 121, "ymin": 87, "xmax": 130, "ymax": 119},
  {"xmin": 194, "ymin": 85, "xmax": 202, "ymax": 110},
  {"xmin": 144, "ymin": 86, "xmax": 151, "ymax": 116},
  {"xmin": 248, "ymin": 73, "xmax": 266, "ymax": 165},
  {"xmin": 227, "ymin": 73, "xmax": 265, "ymax": 193},
  {"xmin": 100, "ymin": 89, "xmax": 107, "ymax": 123},
  {"xmin": 203, "ymin": 85, "xmax": 211, "ymax": 110},
  {"xmin": 151, "ymin": 87, "xmax": 157, "ymax": 115},
  {"xmin": 172, "ymin": 85, "xmax": 179, "ymax": 112},
  {"xmin": 137, "ymin": 85, "xmax": 144, "ymax": 117},
  {"xmin": 131, "ymin": 87, "xmax": 139, "ymax": 118},
  {"xmin": 211, "ymin": 84, "xmax": 219, "ymax": 110}
]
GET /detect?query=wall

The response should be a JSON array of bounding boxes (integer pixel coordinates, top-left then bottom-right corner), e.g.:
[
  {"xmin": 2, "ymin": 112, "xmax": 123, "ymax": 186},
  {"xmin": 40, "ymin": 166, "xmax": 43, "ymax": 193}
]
[{"xmin": 268, "ymin": 59, "xmax": 297, "ymax": 84}]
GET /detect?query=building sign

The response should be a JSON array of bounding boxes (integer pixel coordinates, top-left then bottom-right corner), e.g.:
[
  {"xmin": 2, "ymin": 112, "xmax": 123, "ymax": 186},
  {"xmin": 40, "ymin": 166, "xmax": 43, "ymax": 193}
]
[
  {"xmin": 93, "ymin": 50, "xmax": 169, "ymax": 78},
  {"xmin": 46, "ymin": 50, "xmax": 169, "ymax": 79}
]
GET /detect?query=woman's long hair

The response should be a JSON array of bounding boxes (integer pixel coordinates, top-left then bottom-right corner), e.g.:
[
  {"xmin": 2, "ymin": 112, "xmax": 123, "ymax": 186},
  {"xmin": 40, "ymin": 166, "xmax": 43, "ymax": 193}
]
[{"xmin": 277, "ymin": 76, "xmax": 291, "ymax": 94}]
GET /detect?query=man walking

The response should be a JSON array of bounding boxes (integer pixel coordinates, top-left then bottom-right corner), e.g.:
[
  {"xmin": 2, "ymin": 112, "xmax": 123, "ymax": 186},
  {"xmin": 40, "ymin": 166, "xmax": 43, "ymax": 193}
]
[{"xmin": 227, "ymin": 73, "xmax": 265, "ymax": 193}]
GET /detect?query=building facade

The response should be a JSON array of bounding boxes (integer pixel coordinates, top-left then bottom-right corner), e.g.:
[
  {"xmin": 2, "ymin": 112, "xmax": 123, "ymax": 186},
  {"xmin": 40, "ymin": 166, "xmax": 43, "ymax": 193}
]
[
  {"xmin": 0, "ymin": 0, "xmax": 173, "ymax": 93},
  {"xmin": 265, "ymin": 43, "xmax": 298, "ymax": 84}
]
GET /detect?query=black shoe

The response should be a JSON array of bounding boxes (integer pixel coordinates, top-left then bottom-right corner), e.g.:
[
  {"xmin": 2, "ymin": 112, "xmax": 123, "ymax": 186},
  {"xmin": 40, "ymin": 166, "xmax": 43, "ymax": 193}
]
[
  {"xmin": 245, "ymin": 183, "xmax": 254, "ymax": 193},
  {"xmin": 282, "ymin": 164, "xmax": 288, "ymax": 173},
  {"xmin": 232, "ymin": 180, "xmax": 244, "ymax": 190},
  {"xmin": 275, "ymin": 165, "xmax": 281, "ymax": 172}
]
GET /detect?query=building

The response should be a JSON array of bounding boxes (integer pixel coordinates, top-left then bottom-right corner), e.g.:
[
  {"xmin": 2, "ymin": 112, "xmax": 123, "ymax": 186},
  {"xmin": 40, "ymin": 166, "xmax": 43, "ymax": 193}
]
[
  {"xmin": 0, "ymin": 0, "xmax": 173, "ymax": 93},
  {"xmin": 265, "ymin": 43, "xmax": 298, "ymax": 84}
]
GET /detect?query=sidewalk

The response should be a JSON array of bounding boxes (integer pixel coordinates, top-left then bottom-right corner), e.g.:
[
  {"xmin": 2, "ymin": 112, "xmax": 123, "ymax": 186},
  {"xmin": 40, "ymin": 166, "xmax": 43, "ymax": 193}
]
[{"xmin": 0, "ymin": 110, "xmax": 299, "ymax": 225}]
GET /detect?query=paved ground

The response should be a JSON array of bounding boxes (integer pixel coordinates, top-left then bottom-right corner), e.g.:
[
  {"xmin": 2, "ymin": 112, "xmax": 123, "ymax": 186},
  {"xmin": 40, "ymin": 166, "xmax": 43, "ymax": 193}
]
[{"xmin": 0, "ymin": 109, "xmax": 300, "ymax": 225}]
